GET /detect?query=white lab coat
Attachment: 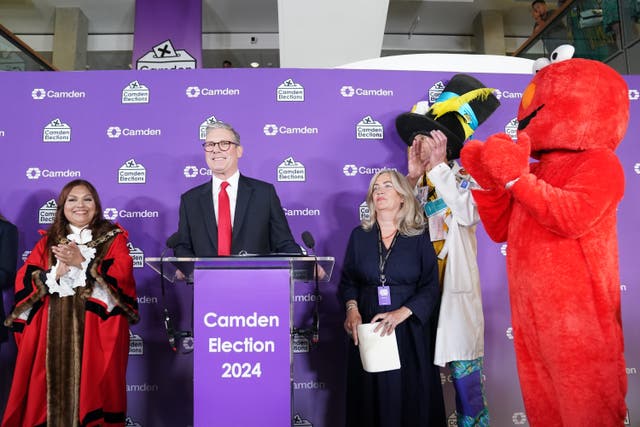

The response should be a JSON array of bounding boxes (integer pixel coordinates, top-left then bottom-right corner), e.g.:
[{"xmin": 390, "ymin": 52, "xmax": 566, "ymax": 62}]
[{"xmin": 423, "ymin": 161, "xmax": 485, "ymax": 367}]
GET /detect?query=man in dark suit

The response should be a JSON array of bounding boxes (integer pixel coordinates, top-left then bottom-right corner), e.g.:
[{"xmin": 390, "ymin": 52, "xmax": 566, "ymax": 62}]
[
  {"xmin": 175, "ymin": 121, "xmax": 301, "ymax": 257},
  {"xmin": 0, "ymin": 216, "xmax": 18, "ymax": 346}
]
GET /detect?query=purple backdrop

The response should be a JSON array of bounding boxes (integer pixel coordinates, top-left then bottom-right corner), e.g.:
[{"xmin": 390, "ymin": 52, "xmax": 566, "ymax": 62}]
[{"xmin": 0, "ymin": 68, "xmax": 638, "ymax": 427}]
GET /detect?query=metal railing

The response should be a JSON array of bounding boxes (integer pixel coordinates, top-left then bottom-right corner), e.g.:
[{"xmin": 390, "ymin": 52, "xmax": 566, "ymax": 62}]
[
  {"xmin": 0, "ymin": 23, "xmax": 56, "ymax": 71},
  {"xmin": 513, "ymin": 0, "xmax": 640, "ymax": 73}
]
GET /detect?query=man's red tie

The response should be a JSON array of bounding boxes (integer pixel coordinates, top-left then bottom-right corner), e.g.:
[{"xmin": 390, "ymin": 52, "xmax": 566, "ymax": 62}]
[{"xmin": 217, "ymin": 181, "xmax": 231, "ymax": 256}]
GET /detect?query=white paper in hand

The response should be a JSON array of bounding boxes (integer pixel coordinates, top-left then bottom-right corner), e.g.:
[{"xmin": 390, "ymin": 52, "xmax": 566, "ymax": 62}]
[{"xmin": 357, "ymin": 323, "xmax": 401, "ymax": 373}]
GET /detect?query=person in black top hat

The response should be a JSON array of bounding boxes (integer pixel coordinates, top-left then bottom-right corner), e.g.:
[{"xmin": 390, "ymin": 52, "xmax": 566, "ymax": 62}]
[{"xmin": 395, "ymin": 73, "xmax": 500, "ymax": 427}]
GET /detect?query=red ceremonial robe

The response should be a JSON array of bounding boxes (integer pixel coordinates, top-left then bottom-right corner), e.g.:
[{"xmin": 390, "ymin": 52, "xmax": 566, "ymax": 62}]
[{"xmin": 2, "ymin": 226, "xmax": 139, "ymax": 427}]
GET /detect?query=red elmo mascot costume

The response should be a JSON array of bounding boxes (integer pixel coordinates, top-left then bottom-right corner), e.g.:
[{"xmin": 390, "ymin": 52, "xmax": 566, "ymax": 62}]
[{"xmin": 461, "ymin": 46, "xmax": 628, "ymax": 427}]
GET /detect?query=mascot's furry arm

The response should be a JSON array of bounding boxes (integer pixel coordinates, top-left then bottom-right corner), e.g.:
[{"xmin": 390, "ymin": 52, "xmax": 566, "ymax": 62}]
[
  {"xmin": 459, "ymin": 136, "xmax": 516, "ymax": 243},
  {"xmin": 461, "ymin": 132, "xmax": 624, "ymax": 242}
]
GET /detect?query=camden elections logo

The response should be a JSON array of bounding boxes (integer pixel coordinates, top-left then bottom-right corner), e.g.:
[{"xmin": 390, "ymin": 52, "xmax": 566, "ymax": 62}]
[
  {"xmin": 26, "ymin": 167, "xmax": 81, "ymax": 180},
  {"xmin": 32, "ymin": 87, "xmax": 86, "ymax": 100},
  {"xmin": 634, "ymin": 163, "xmax": 640, "ymax": 175},
  {"xmin": 629, "ymin": 89, "xmax": 639, "ymax": 101},
  {"xmin": 356, "ymin": 116, "xmax": 383, "ymax": 140},
  {"xmin": 359, "ymin": 201, "xmax": 370, "ymax": 221},
  {"xmin": 292, "ymin": 333, "xmax": 310, "ymax": 353},
  {"xmin": 199, "ymin": 115, "xmax": 219, "ymax": 140},
  {"xmin": 129, "ymin": 330, "xmax": 144, "ymax": 355},
  {"xmin": 428, "ymin": 80, "xmax": 446, "ymax": 104},
  {"xmin": 43, "ymin": 118, "xmax": 71, "ymax": 143},
  {"xmin": 127, "ymin": 242, "xmax": 144, "ymax": 268},
  {"xmin": 39, "ymin": 199, "xmax": 58, "ymax": 224},
  {"xmin": 122, "ymin": 81, "xmax": 150, "ymax": 104},
  {"xmin": 505, "ymin": 118, "xmax": 519, "ymax": 141},
  {"xmin": 124, "ymin": 416, "xmax": 143, "ymax": 427},
  {"xmin": 277, "ymin": 79, "xmax": 305, "ymax": 102},
  {"xmin": 293, "ymin": 413, "xmax": 313, "ymax": 426},
  {"xmin": 118, "ymin": 159, "xmax": 146, "ymax": 184},
  {"xmin": 136, "ymin": 39, "xmax": 196, "ymax": 70},
  {"xmin": 277, "ymin": 157, "xmax": 306, "ymax": 182}
]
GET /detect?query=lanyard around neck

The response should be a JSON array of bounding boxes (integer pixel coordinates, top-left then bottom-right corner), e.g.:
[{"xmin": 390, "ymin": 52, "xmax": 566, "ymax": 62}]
[{"xmin": 377, "ymin": 224, "xmax": 398, "ymax": 286}]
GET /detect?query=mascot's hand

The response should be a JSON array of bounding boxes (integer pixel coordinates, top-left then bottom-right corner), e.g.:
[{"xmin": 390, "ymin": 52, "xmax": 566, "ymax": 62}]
[
  {"xmin": 460, "ymin": 139, "xmax": 497, "ymax": 190},
  {"xmin": 481, "ymin": 132, "xmax": 531, "ymax": 188}
]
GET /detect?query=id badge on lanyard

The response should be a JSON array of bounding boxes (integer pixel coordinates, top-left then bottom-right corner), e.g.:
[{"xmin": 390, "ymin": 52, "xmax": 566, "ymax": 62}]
[{"xmin": 377, "ymin": 226, "xmax": 397, "ymax": 306}]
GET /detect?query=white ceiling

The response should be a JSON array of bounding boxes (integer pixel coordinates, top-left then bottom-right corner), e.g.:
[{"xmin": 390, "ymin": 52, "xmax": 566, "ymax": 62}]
[{"xmin": 0, "ymin": 0, "xmax": 535, "ymax": 69}]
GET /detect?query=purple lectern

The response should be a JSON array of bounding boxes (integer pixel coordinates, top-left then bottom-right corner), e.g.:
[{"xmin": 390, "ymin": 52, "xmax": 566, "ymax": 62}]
[{"xmin": 145, "ymin": 256, "xmax": 334, "ymax": 427}]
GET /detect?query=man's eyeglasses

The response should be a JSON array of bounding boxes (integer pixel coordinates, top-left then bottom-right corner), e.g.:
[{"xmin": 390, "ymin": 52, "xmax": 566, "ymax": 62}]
[{"xmin": 202, "ymin": 140, "xmax": 239, "ymax": 152}]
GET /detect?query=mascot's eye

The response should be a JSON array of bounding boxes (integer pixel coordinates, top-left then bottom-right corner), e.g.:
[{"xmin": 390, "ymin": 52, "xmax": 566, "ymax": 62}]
[
  {"xmin": 550, "ymin": 44, "xmax": 575, "ymax": 63},
  {"xmin": 532, "ymin": 58, "xmax": 550, "ymax": 74}
]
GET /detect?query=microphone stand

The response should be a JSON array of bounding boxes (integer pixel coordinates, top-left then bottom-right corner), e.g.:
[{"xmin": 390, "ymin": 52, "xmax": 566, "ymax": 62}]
[{"xmin": 160, "ymin": 238, "xmax": 193, "ymax": 353}]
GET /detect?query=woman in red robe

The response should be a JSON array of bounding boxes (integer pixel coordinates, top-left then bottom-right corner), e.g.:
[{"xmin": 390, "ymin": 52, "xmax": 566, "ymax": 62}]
[{"xmin": 2, "ymin": 179, "xmax": 139, "ymax": 427}]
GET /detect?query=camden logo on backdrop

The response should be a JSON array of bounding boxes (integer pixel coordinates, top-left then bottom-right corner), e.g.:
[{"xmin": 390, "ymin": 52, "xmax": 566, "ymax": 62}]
[
  {"xmin": 103, "ymin": 207, "xmax": 159, "ymax": 221},
  {"xmin": 277, "ymin": 157, "xmax": 306, "ymax": 182},
  {"xmin": 118, "ymin": 159, "xmax": 147, "ymax": 184},
  {"xmin": 359, "ymin": 201, "xmax": 370, "ymax": 221},
  {"xmin": 39, "ymin": 199, "xmax": 58, "ymax": 224},
  {"xmin": 43, "ymin": 118, "xmax": 71, "ymax": 143},
  {"xmin": 512, "ymin": 412, "xmax": 527, "ymax": 425},
  {"xmin": 505, "ymin": 118, "xmax": 519, "ymax": 140},
  {"xmin": 0, "ymin": 129, "xmax": 5, "ymax": 137},
  {"xmin": 129, "ymin": 330, "xmax": 144, "ymax": 355},
  {"xmin": 183, "ymin": 165, "xmax": 212, "ymax": 178},
  {"xmin": 31, "ymin": 87, "xmax": 86, "ymax": 100},
  {"xmin": 122, "ymin": 81, "xmax": 150, "ymax": 104},
  {"xmin": 276, "ymin": 79, "xmax": 304, "ymax": 102},
  {"xmin": 493, "ymin": 88, "xmax": 522, "ymax": 101},
  {"xmin": 21, "ymin": 251, "xmax": 31, "ymax": 262},
  {"xmin": 127, "ymin": 242, "xmax": 144, "ymax": 268},
  {"xmin": 283, "ymin": 206, "xmax": 320, "ymax": 217},
  {"xmin": 26, "ymin": 167, "xmax": 81, "ymax": 181},
  {"xmin": 339, "ymin": 85, "xmax": 394, "ymax": 98},
  {"xmin": 106, "ymin": 126, "xmax": 162, "ymax": 139},
  {"xmin": 185, "ymin": 85, "xmax": 240, "ymax": 98},
  {"xmin": 629, "ymin": 89, "xmax": 639, "ymax": 101},
  {"xmin": 263, "ymin": 123, "xmax": 319, "ymax": 136},
  {"xmin": 343, "ymin": 164, "xmax": 396, "ymax": 177},
  {"xmin": 136, "ymin": 39, "xmax": 196, "ymax": 70},
  {"xmin": 356, "ymin": 116, "xmax": 383, "ymax": 140},
  {"xmin": 199, "ymin": 115, "xmax": 219, "ymax": 140}
]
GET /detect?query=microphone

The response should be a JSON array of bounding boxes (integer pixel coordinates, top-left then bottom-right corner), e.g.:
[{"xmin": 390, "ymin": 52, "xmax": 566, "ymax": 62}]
[
  {"xmin": 166, "ymin": 232, "xmax": 180, "ymax": 249},
  {"xmin": 301, "ymin": 231, "xmax": 320, "ymax": 344},
  {"xmin": 164, "ymin": 308, "xmax": 177, "ymax": 352},
  {"xmin": 301, "ymin": 231, "xmax": 315, "ymax": 253}
]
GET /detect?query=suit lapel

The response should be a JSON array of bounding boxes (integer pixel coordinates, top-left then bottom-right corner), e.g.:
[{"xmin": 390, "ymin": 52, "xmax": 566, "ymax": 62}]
[
  {"xmin": 233, "ymin": 175, "xmax": 253, "ymax": 242},
  {"xmin": 198, "ymin": 181, "xmax": 218, "ymax": 253}
]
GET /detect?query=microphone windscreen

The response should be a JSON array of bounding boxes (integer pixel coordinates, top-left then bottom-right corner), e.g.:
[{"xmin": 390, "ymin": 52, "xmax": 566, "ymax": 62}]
[
  {"xmin": 166, "ymin": 232, "xmax": 180, "ymax": 249},
  {"xmin": 301, "ymin": 231, "xmax": 315, "ymax": 249}
]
